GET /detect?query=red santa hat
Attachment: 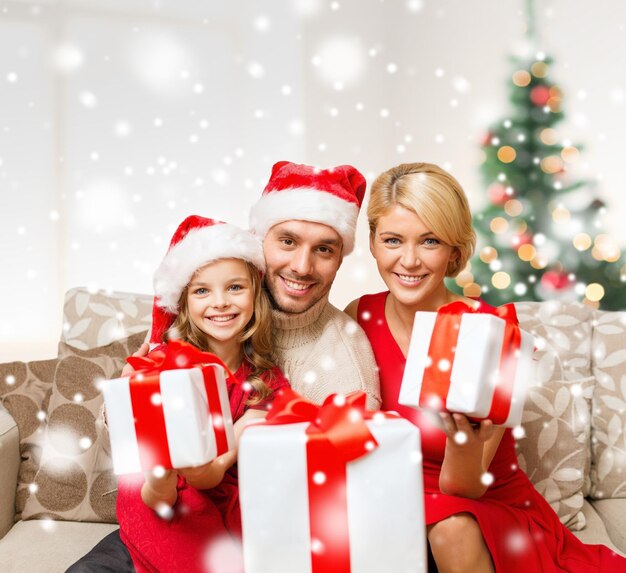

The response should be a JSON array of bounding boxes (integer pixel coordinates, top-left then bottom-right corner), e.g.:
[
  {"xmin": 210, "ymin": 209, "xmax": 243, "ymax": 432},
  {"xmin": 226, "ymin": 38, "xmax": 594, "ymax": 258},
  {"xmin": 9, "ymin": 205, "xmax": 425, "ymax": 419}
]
[
  {"xmin": 150, "ymin": 215, "xmax": 265, "ymax": 344},
  {"xmin": 249, "ymin": 161, "xmax": 366, "ymax": 255}
]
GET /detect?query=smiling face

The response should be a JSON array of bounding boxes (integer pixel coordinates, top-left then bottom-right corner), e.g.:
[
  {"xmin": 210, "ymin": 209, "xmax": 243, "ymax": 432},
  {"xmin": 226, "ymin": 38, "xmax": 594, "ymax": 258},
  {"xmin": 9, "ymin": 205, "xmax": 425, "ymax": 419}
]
[
  {"xmin": 186, "ymin": 258, "xmax": 255, "ymax": 350},
  {"xmin": 262, "ymin": 220, "xmax": 343, "ymax": 314},
  {"xmin": 370, "ymin": 204, "xmax": 459, "ymax": 312}
]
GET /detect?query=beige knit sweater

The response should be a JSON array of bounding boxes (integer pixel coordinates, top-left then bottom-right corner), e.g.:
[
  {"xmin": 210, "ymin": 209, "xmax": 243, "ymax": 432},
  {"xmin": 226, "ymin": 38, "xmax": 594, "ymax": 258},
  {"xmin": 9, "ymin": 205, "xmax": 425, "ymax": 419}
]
[{"xmin": 271, "ymin": 296, "xmax": 381, "ymax": 410}]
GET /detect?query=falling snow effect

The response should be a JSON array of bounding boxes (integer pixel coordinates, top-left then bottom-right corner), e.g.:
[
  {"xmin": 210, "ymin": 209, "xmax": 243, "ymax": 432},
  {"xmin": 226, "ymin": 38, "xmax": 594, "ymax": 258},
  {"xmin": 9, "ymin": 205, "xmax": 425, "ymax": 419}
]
[
  {"xmin": 453, "ymin": 430, "xmax": 468, "ymax": 445},
  {"xmin": 2, "ymin": 2, "xmax": 626, "ymax": 571},
  {"xmin": 202, "ymin": 535, "xmax": 244, "ymax": 573}
]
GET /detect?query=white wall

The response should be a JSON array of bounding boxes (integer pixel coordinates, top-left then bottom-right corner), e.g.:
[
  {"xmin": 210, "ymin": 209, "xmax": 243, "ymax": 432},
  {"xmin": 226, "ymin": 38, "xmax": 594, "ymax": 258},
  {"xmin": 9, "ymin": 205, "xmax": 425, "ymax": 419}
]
[{"xmin": 1, "ymin": 0, "xmax": 625, "ymax": 361}]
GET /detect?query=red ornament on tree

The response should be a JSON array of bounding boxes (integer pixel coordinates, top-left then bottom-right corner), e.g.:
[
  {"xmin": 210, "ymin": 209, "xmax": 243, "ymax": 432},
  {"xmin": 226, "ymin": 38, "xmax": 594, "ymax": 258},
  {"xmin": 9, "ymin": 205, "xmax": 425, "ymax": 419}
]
[
  {"xmin": 540, "ymin": 269, "xmax": 573, "ymax": 291},
  {"xmin": 487, "ymin": 183, "xmax": 508, "ymax": 204},
  {"xmin": 530, "ymin": 85, "xmax": 551, "ymax": 107},
  {"xmin": 481, "ymin": 131, "xmax": 494, "ymax": 147},
  {"xmin": 513, "ymin": 232, "xmax": 533, "ymax": 249}
]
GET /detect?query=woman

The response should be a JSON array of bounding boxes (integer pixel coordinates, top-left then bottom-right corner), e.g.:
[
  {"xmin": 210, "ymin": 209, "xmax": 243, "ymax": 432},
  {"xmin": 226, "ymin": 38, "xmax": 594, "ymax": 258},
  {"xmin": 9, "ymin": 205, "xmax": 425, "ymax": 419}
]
[{"xmin": 345, "ymin": 162, "xmax": 626, "ymax": 572}]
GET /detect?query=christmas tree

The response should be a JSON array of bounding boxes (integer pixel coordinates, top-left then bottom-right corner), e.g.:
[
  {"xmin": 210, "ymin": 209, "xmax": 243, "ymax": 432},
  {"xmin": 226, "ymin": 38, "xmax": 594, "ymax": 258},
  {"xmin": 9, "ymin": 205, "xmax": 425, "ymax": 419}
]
[{"xmin": 452, "ymin": 51, "xmax": 626, "ymax": 310}]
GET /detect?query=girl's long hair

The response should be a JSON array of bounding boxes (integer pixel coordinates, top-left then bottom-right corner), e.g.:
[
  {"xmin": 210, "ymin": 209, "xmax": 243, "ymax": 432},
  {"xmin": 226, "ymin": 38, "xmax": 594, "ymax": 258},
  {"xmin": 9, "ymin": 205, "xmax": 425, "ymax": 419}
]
[{"xmin": 164, "ymin": 260, "xmax": 275, "ymax": 404}]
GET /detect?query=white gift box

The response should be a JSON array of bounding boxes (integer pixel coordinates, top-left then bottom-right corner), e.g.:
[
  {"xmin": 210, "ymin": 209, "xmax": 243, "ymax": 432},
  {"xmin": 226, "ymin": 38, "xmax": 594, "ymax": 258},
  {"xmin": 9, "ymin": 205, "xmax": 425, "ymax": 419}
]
[
  {"xmin": 399, "ymin": 311, "xmax": 535, "ymax": 427},
  {"xmin": 239, "ymin": 417, "xmax": 426, "ymax": 573},
  {"xmin": 102, "ymin": 366, "xmax": 235, "ymax": 475}
]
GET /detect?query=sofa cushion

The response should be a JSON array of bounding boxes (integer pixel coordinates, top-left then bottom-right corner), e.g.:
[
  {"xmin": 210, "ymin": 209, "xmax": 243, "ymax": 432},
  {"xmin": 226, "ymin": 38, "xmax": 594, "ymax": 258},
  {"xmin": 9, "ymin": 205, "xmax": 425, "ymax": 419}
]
[
  {"xmin": 590, "ymin": 498, "xmax": 626, "ymax": 554},
  {"xmin": 589, "ymin": 310, "xmax": 626, "ymax": 499},
  {"xmin": 0, "ymin": 359, "xmax": 56, "ymax": 518},
  {"xmin": 61, "ymin": 287, "xmax": 152, "ymax": 350},
  {"xmin": 0, "ymin": 519, "xmax": 118, "ymax": 573},
  {"xmin": 514, "ymin": 301, "xmax": 593, "ymax": 531},
  {"xmin": 21, "ymin": 331, "xmax": 147, "ymax": 524},
  {"xmin": 573, "ymin": 500, "xmax": 625, "ymax": 556},
  {"xmin": 0, "ymin": 407, "xmax": 20, "ymax": 537}
]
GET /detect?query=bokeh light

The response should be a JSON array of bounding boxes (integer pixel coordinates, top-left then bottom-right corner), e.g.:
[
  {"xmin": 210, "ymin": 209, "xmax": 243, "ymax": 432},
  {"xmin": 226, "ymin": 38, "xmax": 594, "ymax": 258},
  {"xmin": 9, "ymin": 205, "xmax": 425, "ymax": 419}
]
[
  {"xmin": 585, "ymin": 283, "xmax": 605, "ymax": 302},
  {"xmin": 497, "ymin": 146, "xmax": 517, "ymax": 163},
  {"xmin": 490, "ymin": 217, "xmax": 509, "ymax": 234},
  {"xmin": 512, "ymin": 70, "xmax": 531, "ymax": 87},
  {"xmin": 480, "ymin": 246, "xmax": 498, "ymax": 263},
  {"xmin": 492, "ymin": 272, "xmax": 511, "ymax": 289}
]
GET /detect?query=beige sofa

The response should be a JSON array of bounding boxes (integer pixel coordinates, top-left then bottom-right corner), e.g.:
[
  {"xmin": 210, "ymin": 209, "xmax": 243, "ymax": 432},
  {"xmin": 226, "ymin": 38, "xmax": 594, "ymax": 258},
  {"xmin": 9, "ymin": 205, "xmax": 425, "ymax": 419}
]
[{"xmin": 0, "ymin": 288, "xmax": 625, "ymax": 572}]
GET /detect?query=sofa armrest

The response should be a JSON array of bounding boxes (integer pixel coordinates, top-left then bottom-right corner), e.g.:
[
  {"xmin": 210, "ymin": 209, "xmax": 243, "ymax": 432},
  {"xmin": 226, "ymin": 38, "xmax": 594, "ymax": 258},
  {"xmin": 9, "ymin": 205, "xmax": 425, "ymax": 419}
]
[{"xmin": 0, "ymin": 406, "xmax": 19, "ymax": 539}]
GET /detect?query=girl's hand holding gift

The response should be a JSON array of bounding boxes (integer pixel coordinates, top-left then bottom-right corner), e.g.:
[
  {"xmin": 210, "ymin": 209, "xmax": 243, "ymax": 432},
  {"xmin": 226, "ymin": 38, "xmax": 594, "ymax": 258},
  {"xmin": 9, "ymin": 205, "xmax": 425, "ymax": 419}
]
[
  {"xmin": 139, "ymin": 406, "xmax": 268, "ymax": 509},
  {"xmin": 179, "ymin": 407, "xmax": 267, "ymax": 490},
  {"xmin": 178, "ymin": 456, "xmax": 229, "ymax": 490},
  {"xmin": 121, "ymin": 342, "xmax": 149, "ymax": 377},
  {"xmin": 141, "ymin": 468, "xmax": 178, "ymax": 509}
]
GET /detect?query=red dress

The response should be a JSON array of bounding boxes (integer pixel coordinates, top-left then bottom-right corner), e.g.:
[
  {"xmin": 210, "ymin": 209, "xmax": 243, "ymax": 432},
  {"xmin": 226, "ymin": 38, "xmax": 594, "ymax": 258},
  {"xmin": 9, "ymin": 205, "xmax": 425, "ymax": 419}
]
[
  {"xmin": 116, "ymin": 359, "xmax": 289, "ymax": 573},
  {"xmin": 357, "ymin": 291, "xmax": 626, "ymax": 572}
]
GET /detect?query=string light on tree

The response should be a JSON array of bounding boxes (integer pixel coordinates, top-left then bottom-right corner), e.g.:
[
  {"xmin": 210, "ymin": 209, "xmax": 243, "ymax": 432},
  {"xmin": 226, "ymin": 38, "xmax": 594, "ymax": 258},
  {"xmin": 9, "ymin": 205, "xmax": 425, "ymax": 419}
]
[{"xmin": 480, "ymin": 246, "xmax": 498, "ymax": 264}]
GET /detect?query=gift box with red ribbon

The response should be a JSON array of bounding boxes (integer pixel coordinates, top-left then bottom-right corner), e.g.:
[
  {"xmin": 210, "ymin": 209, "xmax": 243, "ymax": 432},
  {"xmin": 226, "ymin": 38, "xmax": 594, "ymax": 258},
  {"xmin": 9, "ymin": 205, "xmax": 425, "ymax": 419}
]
[
  {"xmin": 239, "ymin": 389, "xmax": 426, "ymax": 573},
  {"xmin": 399, "ymin": 301, "xmax": 535, "ymax": 427},
  {"xmin": 102, "ymin": 340, "xmax": 235, "ymax": 475}
]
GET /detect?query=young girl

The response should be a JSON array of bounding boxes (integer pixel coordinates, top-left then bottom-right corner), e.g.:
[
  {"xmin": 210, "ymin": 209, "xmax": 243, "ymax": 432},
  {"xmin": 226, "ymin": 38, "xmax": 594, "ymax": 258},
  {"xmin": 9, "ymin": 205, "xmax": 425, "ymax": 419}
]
[
  {"xmin": 345, "ymin": 162, "xmax": 626, "ymax": 573},
  {"xmin": 117, "ymin": 215, "xmax": 289, "ymax": 573}
]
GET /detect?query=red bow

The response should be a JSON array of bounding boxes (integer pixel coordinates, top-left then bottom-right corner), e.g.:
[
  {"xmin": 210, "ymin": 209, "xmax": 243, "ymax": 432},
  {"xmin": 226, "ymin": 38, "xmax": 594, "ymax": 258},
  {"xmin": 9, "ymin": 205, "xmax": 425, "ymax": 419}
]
[
  {"xmin": 127, "ymin": 339, "xmax": 233, "ymax": 379},
  {"xmin": 266, "ymin": 388, "xmax": 379, "ymax": 462},
  {"xmin": 437, "ymin": 300, "xmax": 519, "ymax": 324}
]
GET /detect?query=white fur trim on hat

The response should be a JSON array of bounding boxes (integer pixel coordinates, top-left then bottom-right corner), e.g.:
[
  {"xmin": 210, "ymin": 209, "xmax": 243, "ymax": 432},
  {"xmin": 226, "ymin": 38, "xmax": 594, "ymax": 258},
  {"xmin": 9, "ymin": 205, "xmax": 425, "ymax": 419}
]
[
  {"xmin": 249, "ymin": 188, "xmax": 359, "ymax": 254},
  {"xmin": 153, "ymin": 224, "xmax": 265, "ymax": 313}
]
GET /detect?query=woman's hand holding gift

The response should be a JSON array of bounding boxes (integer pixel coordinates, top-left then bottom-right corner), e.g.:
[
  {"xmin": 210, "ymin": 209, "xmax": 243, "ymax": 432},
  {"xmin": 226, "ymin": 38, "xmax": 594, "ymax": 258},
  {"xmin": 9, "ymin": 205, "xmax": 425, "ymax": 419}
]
[
  {"xmin": 440, "ymin": 412, "xmax": 495, "ymax": 450},
  {"xmin": 438, "ymin": 412, "xmax": 504, "ymax": 500}
]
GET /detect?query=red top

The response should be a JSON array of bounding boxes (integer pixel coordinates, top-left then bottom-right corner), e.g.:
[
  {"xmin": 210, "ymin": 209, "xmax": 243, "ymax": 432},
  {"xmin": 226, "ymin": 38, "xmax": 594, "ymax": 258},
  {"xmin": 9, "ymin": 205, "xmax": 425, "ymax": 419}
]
[
  {"xmin": 357, "ymin": 291, "xmax": 626, "ymax": 573},
  {"xmin": 116, "ymin": 359, "xmax": 289, "ymax": 573}
]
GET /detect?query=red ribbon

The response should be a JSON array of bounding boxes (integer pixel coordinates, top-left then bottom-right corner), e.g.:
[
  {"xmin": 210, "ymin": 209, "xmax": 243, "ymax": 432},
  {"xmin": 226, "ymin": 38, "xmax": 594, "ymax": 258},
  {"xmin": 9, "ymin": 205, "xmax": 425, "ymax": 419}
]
[
  {"xmin": 126, "ymin": 340, "xmax": 234, "ymax": 471},
  {"xmin": 419, "ymin": 301, "xmax": 521, "ymax": 425},
  {"xmin": 265, "ymin": 389, "xmax": 385, "ymax": 573}
]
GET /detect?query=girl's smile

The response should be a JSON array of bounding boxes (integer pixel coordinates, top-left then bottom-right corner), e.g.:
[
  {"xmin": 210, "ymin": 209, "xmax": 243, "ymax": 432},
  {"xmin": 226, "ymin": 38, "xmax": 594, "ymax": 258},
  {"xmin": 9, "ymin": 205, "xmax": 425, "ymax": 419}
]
[{"xmin": 206, "ymin": 313, "xmax": 239, "ymax": 323}]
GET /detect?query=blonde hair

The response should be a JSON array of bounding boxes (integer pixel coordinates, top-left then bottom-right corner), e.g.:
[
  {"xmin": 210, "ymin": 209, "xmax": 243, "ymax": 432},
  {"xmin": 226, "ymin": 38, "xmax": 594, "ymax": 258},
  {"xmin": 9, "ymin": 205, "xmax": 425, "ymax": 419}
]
[
  {"xmin": 165, "ymin": 260, "xmax": 275, "ymax": 404},
  {"xmin": 368, "ymin": 162, "xmax": 475, "ymax": 277}
]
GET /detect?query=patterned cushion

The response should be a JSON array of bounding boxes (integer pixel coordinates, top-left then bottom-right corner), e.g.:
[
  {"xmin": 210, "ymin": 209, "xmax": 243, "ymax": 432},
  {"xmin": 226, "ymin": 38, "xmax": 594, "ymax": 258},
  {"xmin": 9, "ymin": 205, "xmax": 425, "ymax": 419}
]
[
  {"xmin": 590, "ymin": 310, "xmax": 626, "ymax": 499},
  {"xmin": 20, "ymin": 331, "xmax": 147, "ymax": 523},
  {"xmin": 0, "ymin": 359, "xmax": 56, "ymax": 518},
  {"xmin": 61, "ymin": 287, "xmax": 152, "ymax": 350},
  {"xmin": 515, "ymin": 301, "xmax": 594, "ymax": 531}
]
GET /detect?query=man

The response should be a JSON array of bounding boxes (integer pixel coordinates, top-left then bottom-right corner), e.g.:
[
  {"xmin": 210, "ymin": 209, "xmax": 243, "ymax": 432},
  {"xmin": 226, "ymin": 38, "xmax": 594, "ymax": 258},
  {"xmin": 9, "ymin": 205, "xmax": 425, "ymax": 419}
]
[
  {"xmin": 248, "ymin": 160, "xmax": 380, "ymax": 408},
  {"xmin": 132, "ymin": 160, "xmax": 380, "ymax": 406},
  {"xmin": 67, "ymin": 160, "xmax": 380, "ymax": 572}
]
